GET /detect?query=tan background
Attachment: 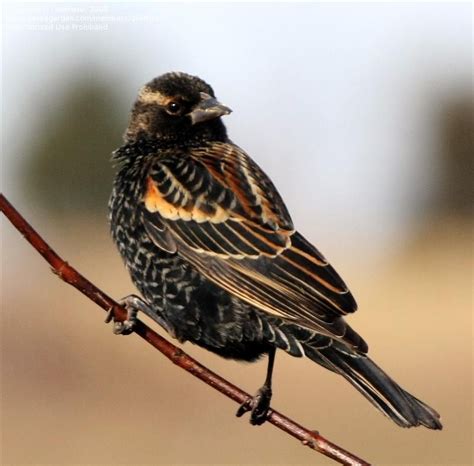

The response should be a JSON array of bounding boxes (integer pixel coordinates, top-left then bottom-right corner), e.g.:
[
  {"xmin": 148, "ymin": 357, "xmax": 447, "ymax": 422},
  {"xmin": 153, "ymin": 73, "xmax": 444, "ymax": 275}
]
[
  {"xmin": 3, "ymin": 216, "xmax": 472, "ymax": 465},
  {"xmin": 2, "ymin": 3, "xmax": 472, "ymax": 465}
]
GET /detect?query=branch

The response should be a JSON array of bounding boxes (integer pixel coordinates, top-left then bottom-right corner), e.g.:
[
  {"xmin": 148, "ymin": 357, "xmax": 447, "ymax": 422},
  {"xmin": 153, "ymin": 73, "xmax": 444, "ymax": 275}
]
[{"xmin": 1, "ymin": 193, "xmax": 370, "ymax": 466}]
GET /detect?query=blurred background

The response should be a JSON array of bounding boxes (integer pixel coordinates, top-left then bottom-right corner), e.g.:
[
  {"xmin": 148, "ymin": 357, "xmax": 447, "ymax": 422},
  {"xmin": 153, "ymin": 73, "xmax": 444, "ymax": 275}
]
[{"xmin": 1, "ymin": 2, "xmax": 472, "ymax": 465}]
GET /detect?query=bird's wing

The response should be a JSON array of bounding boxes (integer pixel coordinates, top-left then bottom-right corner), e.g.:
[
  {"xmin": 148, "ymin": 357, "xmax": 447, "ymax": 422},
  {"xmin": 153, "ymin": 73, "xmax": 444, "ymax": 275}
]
[{"xmin": 142, "ymin": 142, "xmax": 359, "ymax": 345}]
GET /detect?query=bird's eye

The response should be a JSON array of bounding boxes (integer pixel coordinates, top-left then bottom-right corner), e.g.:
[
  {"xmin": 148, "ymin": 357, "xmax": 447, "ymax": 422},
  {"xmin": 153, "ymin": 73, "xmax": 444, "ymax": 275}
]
[{"xmin": 166, "ymin": 101, "xmax": 182, "ymax": 115}]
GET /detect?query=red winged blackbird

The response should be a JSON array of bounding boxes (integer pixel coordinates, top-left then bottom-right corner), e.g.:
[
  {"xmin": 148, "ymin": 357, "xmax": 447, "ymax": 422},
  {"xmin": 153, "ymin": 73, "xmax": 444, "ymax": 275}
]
[{"xmin": 108, "ymin": 72, "xmax": 442, "ymax": 429}]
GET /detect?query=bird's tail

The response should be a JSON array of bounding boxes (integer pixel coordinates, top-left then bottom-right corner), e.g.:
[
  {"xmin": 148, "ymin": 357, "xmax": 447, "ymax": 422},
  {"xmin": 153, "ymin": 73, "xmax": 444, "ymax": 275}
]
[{"xmin": 304, "ymin": 342, "xmax": 442, "ymax": 429}]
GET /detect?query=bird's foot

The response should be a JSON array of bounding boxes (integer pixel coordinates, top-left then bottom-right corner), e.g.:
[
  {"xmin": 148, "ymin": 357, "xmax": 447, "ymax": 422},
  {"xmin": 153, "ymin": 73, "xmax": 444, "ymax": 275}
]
[
  {"xmin": 236, "ymin": 385, "xmax": 272, "ymax": 425},
  {"xmin": 105, "ymin": 294, "xmax": 149, "ymax": 335},
  {"xmin": 105, "ymin": 294, "xmax": 175, "ymax": 337}
]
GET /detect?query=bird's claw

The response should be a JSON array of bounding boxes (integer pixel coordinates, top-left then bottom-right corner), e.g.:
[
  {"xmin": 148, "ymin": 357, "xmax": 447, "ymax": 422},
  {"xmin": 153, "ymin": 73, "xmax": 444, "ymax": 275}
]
[
  {"xmin": 105, "ymin": 300, "xmax": 138, "ymax": 336},
  {"xmin": 236, "ymin": 385, "xmax": 272, "ymax": 425},
  {"xmin": 112, "ymin": 319, "xmax": 135, "ymax": 335},
  {"xmin": 105, "ymin": 295, "xmax": 176, "ymax": 338}
]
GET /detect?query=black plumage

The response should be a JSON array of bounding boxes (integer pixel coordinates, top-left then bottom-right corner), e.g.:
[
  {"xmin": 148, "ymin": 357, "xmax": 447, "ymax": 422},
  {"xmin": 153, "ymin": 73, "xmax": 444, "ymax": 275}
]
[{"xmin": 108, "ymin": 71, "xmax": 442, "ymax": 429}]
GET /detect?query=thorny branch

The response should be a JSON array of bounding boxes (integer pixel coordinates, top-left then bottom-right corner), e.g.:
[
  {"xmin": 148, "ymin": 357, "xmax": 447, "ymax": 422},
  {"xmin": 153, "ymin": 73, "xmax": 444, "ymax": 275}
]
[{"xmin": 1, "ymin": 193, "xmax": 370, "ymax": 466}]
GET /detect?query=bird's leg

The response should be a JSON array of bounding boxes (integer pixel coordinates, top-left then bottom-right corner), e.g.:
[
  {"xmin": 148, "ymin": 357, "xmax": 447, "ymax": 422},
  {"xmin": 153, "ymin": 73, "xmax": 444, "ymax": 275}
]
[
  {"xmin": 105, "ymin": 294, "xmax": 171, "ymax": 336},
  {"xmin": 236, "ymin": 347, "xmax": 276, "ymax": 425}
]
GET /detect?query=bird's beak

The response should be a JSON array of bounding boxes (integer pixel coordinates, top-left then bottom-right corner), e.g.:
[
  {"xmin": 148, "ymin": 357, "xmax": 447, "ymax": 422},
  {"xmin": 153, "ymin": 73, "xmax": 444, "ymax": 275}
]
[{"xmin": 189, "ymin": 92, "xmax": 232, "ymax": 125}]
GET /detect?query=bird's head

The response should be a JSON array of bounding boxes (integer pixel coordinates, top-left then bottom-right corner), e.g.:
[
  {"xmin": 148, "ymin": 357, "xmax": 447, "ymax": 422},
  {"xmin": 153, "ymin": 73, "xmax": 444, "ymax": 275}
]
[{"xmin": 125, "ymin": 72, "xmax": 232, "ymax": 142}]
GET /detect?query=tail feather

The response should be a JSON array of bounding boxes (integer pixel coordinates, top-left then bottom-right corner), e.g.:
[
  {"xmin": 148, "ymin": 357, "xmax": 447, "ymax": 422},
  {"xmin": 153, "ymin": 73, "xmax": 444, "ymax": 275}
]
[{"xmin": 304, "ymin": 342, "xmax": 442, "ymax": 430}]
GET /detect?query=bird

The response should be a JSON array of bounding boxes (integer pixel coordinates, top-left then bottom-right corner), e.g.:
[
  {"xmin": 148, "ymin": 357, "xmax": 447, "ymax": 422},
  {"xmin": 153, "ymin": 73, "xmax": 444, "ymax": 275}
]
[{"xmin": 108, "ymin": 71, "xmax": 442, "ymax": 429}]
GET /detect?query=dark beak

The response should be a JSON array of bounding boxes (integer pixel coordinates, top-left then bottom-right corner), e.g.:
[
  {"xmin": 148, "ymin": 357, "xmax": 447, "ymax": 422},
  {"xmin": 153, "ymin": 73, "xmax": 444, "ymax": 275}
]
[{"xmin": 189, "ymin": 92, "xmax": 232, "ymax": 125}]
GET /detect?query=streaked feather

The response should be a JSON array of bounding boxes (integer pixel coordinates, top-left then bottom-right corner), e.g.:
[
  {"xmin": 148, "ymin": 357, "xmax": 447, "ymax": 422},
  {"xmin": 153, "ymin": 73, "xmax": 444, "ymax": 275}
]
[{"xmin": 141, "ymin": 141, "xmax": 363, "ymax": 350}]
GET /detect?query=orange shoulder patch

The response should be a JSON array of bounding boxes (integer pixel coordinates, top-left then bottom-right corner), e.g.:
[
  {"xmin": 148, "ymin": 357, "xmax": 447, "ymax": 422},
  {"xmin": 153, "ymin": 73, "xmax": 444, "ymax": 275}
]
[
  {"xmin": 143, "ymin": 177, "xmax": 231, "ymax": 224},
  {"xmin": 144, "ymin": 177, "xmax": 190, "ymax": 220}
]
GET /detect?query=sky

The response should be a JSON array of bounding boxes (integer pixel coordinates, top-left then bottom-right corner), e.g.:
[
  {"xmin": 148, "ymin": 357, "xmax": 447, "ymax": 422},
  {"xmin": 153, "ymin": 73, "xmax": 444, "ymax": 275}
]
[{"xmin": 2, "ymin": 2, "xmax": 472, "ymax": 254}]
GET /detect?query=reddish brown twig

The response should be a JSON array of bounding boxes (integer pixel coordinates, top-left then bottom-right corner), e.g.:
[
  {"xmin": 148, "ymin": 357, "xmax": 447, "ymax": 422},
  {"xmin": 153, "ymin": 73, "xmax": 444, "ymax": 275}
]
[{"xmin": 1, "ymin": 193, "xmax": 370, "ymax": 466}]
